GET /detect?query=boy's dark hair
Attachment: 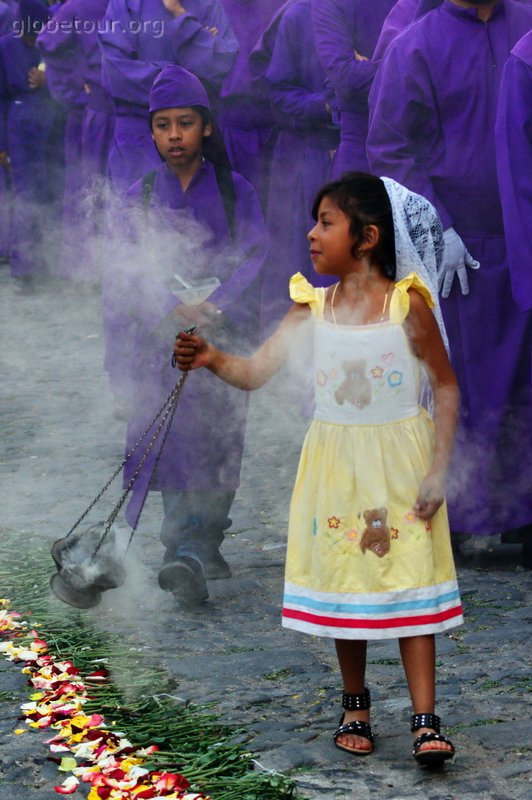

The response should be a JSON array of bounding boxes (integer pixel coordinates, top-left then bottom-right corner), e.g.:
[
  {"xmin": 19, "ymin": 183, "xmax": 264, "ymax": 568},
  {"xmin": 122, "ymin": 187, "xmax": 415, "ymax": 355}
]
[
  {"xmin": 149, "ymin": 105, "xmax": 231, "ymax": 169},
  {"xmin": 312, "ymin": 172, "xmax": 396, "ymax": 279}
]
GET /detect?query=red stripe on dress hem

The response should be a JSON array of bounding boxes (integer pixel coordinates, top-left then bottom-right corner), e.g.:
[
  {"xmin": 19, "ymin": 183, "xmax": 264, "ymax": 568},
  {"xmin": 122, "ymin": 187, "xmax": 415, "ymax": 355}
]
[{"xmin": 282, "ymin": 605, "xmax": 463, "ymax": 629}]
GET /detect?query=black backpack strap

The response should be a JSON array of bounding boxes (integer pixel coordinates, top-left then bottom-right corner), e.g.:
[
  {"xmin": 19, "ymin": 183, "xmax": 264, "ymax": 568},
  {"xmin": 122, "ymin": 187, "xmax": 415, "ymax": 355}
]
[
  {"xmin": 214, "ymin": 163, "xmax": 236, "ymax": 242},
  {"xmin": 142, "ymin": 170, "xmax": 156, "ymax": 212}
]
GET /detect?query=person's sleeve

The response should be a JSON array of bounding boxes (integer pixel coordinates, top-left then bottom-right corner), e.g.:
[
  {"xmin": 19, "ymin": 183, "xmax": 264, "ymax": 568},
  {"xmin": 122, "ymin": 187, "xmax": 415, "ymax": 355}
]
[
  {"xmin": 266, "ymin": 8, "xmax": 330, "ymax": 125},
  {"xmin": 208, "ymin": 174, "xmax": 269, "ymax": 326},
  {"xmin": 37, "ymin": 6, "xmax": 92, "ymax": 105},
  {"xmin": 366, "ymin": 35, "xmax": 453, "ymax": 229},
  {"xmin": 168, "ymin": 0, "xmax": 238, "ymax": 84},
  {"xmin": 311, "ymin": 0, "xmax": 376, "ymax": 107},
  {"xmin": 98, "ymin": 0, "xmax": 176, "ymax": 104},
  {"xmin": 495, "ymin": 54, "xmax": 532, "ymax": 311}
]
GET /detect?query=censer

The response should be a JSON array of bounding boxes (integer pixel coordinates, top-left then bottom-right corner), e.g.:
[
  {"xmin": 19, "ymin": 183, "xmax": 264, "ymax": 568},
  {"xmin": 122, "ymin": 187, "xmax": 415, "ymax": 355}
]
[{"xmin": 50, "ymin": 330, "xmax": 194, "ymax": 608}]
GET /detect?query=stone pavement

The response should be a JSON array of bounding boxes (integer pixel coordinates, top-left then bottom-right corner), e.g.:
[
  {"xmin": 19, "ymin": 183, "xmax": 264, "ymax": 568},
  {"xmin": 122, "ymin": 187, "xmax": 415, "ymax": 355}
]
[{"xmin": 0, "ymin": 265, "xmax": 530, "ymax": 799}]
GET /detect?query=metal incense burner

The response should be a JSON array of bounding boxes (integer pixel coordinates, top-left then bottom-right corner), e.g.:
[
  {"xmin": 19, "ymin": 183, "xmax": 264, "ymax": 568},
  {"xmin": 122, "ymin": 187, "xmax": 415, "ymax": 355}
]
[
  {"xmin": 50, "ymin": 523, "xmax": 126, "ymax": 609},
  {"xmin": 50, "ymin": 335, "xmax": 193, "ymax": 609}
]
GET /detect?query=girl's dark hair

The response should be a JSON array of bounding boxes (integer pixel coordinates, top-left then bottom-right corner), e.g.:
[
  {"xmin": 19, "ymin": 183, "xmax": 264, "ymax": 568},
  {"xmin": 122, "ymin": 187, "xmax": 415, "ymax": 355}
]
[
  {"xmin": 149, "ymin": 106, "xmax": 231, "ymax": 169},
  {"xmin": 311, "ymin": 172, "xmax": 396, "ymax": 279}
]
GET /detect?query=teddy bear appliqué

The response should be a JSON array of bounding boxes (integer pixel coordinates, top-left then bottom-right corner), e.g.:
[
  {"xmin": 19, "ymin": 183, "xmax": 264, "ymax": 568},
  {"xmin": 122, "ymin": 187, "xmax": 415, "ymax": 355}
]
[
  {"xmin": 360, "ymin": 508, "xmax": 391, "ymax": 558},
  {"xmin": 334, "ymin": 359, "xmax": 372, "ymax": 409}
]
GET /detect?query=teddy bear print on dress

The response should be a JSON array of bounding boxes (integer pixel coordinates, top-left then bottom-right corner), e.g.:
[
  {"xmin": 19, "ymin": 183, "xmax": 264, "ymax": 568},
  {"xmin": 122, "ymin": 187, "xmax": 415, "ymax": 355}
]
[
  {"xmin": 335, "ymin": 359, "xmax": 372, "ymax": 409},
  {"xmin": 360, "ymin": 508, "xmax": 391, "ymax": 557}
]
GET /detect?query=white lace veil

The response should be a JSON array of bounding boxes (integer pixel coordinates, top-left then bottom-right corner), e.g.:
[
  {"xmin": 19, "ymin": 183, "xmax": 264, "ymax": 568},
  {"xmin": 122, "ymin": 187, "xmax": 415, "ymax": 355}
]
[
  {"xmin": 381, "ymin": 176, "xmax": 449, "ymax": 353},
  {"xmin": 381, "ymin": 177, "xmax": 450, "ymax": 412}
]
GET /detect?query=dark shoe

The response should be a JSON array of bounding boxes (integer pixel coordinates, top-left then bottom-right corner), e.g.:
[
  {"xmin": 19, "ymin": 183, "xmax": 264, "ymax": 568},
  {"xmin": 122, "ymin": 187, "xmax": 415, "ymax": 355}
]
[
  {"xmin": 411, "ymin": 713, "xmax": 455, "ymax": 767},
  {"xmin": 333, "ymin": 688, "xmax": 374, "ymax": 756},
  {"xmin": 158, "ymin": 556, "xmax": 208, "ymax": 605},
  {"xmin": 203, "ymin": 549, "xmax": 232, "ymax": 579}
]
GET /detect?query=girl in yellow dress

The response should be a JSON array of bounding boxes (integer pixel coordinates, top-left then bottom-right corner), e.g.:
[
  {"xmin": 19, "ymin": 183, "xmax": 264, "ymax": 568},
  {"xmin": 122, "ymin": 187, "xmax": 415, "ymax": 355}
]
[{"xmin": 175, "ymin": 172, "xmax": 462, "ymax": 767}]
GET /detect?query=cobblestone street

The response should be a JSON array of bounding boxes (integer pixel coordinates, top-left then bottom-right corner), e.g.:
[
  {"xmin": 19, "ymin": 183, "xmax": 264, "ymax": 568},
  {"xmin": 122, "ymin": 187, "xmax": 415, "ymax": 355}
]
[{"xmin": 0, "ymin": 265, "xmax": 530, "ymax": 799}]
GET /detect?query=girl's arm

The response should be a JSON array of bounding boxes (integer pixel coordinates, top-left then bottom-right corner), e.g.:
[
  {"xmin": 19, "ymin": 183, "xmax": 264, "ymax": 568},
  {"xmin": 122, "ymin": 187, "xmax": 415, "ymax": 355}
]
[
  {"xmin": 405, "ymin": 289, "xmax": 460, "ymax": 519},
  {"xmin": 175, "ymin": 302, "xmax": 311, "ymax": 390}
]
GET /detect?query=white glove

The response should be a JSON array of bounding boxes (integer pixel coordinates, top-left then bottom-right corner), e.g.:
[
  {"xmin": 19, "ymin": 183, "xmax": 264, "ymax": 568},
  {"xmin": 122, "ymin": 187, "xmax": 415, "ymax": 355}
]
[{"xmin": 439, "ymin": 227, "xmax": 480, "ymax": 298}]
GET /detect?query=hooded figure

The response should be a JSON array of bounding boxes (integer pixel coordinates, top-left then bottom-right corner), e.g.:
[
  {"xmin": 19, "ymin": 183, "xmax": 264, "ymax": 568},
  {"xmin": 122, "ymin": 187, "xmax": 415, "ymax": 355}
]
[
  {"xmin": 108, "ymin": 66, "xmax": 268, "ymax": 605},
  {"xmin": 0, "ymin": 0, "xmax": 63, "ymax": 283},
  {"xmin": 367, "ymin": 0, "xmax": 532, "ymax": 548}
]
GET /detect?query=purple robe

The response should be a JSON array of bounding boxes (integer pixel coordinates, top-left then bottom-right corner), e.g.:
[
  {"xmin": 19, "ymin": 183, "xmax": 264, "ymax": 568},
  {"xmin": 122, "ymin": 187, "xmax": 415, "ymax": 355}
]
[
  {"xmin": 260, "ymin": 0, "xmax": 338, "ymax": 332},
  {"xmin": 0, "ymin": 3, "xmax": 22, "ymax": 257},
  {"xmin": 311, "ymin": 0, "xmax": 395, "ymax": 178},
  {"xmin": 98, "ymin": 0, "xmax": 238, "ymax": 191},
  {"xmin": 367, "ymin": 0, "xmax": 532, "ymax": 536},
  {"xmin": 219, "ymin": 0, "xmax": 283, "ymax": 207},
  {"xmin": 496, "ymin": 30, "xmax": 532, "ymax": 312},
  {"xmin": 112, "ymin": 161, "xmax": 267, "ymax": 522},
  {"xmin": 37, "ymin": 0, "xmax": 114, "ymax": 281},
  {"xmin": 0, "ymin": 34, "xmax": 63, "ymax": 276},
  {"xmin": 373, "ymin": 0, "xmax": 418, "ymax": 61}
]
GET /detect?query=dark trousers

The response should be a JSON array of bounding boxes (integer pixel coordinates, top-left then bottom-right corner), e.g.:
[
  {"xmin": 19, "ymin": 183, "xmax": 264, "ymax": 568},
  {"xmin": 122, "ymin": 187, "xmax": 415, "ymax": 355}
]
[{"xmin": 160, "ymin": 490, "xmax": 235, "ymax": 564}]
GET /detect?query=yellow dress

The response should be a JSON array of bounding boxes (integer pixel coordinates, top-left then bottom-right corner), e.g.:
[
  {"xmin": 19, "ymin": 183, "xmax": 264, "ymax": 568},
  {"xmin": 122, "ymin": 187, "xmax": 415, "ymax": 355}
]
[{"xmin": 282, "ymin": 272, "xmax": 463, "ymax": 640}]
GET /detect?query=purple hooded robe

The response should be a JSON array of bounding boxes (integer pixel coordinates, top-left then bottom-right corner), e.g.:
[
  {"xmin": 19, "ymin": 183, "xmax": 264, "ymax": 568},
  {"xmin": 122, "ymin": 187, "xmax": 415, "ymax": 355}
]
[
  {"xmin": 218, "ymin": 0, "xmax": 283, "ymax": 207},
  {"xmin": 367, "ymin": 0, "xmax": 532, "ymax": 536},
  {"xmin": 259, "ymin": 0, "xmax": 338, "ymax": 332},
  {"xmin": 98, "ymin": 0, "xmax": 238, "ymax": 191},
  {"xmin": 311, "ymin": 0, "xmax": 395, "ymax": 178},
  {"xmin": 0, "ymin": 1, "xmax": 63, "ymax": 277},
  {"xmin": 119, "ymin": 161, "xmax": 268, "ymax": 524},
  {"xmin": 495, "ymin": 30, "xmax": 532, "ymax": 314},
  {"xmin": 37, "ymin": 0, "xmax": 114, "ymax": 281}
]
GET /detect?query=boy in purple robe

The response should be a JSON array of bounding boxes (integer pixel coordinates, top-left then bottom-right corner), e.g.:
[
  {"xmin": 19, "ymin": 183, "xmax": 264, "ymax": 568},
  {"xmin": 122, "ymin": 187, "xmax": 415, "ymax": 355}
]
[
  {"xmin": 311, "ymin": 0, "xmax": 396, "ymax": 179},
  {"xmin": 218, "ymin": 0, "xmax": 283, "ymax": 208},
  {"xmin": 98, "ymin": 0, "xmax": 238, "ymax": 192},
  {"xmin": 496, "ymin": 30, "xmax": 532, "ymax": 314},
  {"xmin": 116, "ymin": 66, "xmax": 268, "ymax": 604},
  {"xmin": 37, "ymin": 0, "xmax": 114, "ymax": 281},
  {"xmin": 0, "ymin": 0, "xmax": 63, "ymax": 286},
  {"xmin": 258, "ymin": 0, "xmax": 338, "ymax": 332},
  {"xmin": 367, "ymin": 0, "xmax": 532, "ymax": 552}
]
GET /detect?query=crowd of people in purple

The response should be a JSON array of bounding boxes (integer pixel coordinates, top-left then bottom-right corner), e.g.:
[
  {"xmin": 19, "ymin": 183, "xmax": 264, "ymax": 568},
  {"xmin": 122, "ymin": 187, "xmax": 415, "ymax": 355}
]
[{"xmin": 1, "ymin": 0, "xmax": 531, "ymax": 584}]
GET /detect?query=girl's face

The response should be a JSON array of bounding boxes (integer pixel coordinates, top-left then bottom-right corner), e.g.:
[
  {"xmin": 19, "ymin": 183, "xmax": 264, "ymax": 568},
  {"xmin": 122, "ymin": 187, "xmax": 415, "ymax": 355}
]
[
  {"xmin": 307, "ymin": 196, "xmax": 356, "ymax": 275},
  {"xmin": 151, "ymin": 107, "xmax": 212, "ymax": 173}
]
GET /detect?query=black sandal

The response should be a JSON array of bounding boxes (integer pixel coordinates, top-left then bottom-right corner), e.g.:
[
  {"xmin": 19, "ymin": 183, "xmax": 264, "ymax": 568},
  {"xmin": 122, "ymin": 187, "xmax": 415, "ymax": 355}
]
[
  {"xmin": 411, "ymin": 713, "xmax": 455, "ymax": 767},
  {"xmin": 333, "ymin": 688, "xmax": 374, "ymax": 756}
]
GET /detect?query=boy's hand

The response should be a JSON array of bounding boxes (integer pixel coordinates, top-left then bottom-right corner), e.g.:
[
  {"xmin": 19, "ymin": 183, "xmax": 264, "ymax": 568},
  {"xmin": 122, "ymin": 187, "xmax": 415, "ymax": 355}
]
[
  {"xmin": 174, "ymin": 331, "xmax": 212, "ymax": 371},
  {"xmin": 0, "ymin": 151, "xmax": 9, "ymax": 168},
  {"xmin": 414, "ymin": 471, "xmax": 445, "ymax": 519}
]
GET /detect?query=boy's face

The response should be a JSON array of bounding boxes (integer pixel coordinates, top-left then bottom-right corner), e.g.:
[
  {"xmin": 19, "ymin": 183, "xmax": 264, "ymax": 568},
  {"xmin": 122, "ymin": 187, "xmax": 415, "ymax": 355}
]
[{"xmin": 151, "ymin": 107, "xmax": 212, "ymax": 173}]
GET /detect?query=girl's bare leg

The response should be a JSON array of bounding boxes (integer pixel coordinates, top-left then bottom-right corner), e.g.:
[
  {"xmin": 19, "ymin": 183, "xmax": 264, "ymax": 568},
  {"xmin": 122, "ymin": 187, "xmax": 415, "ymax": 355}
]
[
  {"xmin": 334, "ymin": 639, "xmax": 372, "ymax": 752},
  {"xmin": 399, "ymin": 634, "xmax": 452, "ymax": 753}
]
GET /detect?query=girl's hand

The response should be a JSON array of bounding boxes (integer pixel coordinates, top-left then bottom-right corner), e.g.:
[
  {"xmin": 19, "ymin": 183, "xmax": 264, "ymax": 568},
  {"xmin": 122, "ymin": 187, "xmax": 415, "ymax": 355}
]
[
  {"xmin": 414, "ymin": 471, "xmax": 445, "ymax": 520},
  {"xmin": 174, "ymin": 331, "xmax": 213, "ymax": 371}
]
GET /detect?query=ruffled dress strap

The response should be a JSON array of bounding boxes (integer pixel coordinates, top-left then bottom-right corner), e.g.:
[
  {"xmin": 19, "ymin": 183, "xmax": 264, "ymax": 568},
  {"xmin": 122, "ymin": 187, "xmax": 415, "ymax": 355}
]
[
  {"xmin": 390, "ymin": 271, "xmax": 435, "ymax": 325},
  {"xmin": 289, "ymin": 272, "xmax": 326, "ymax": 319}
]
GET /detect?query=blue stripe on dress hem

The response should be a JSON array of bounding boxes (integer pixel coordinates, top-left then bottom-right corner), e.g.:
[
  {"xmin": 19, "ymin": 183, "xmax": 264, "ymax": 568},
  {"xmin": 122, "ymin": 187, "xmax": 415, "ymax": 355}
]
[{"xmin": 282, "ymin": 589, "xmax": 460, "ymax": 615}]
